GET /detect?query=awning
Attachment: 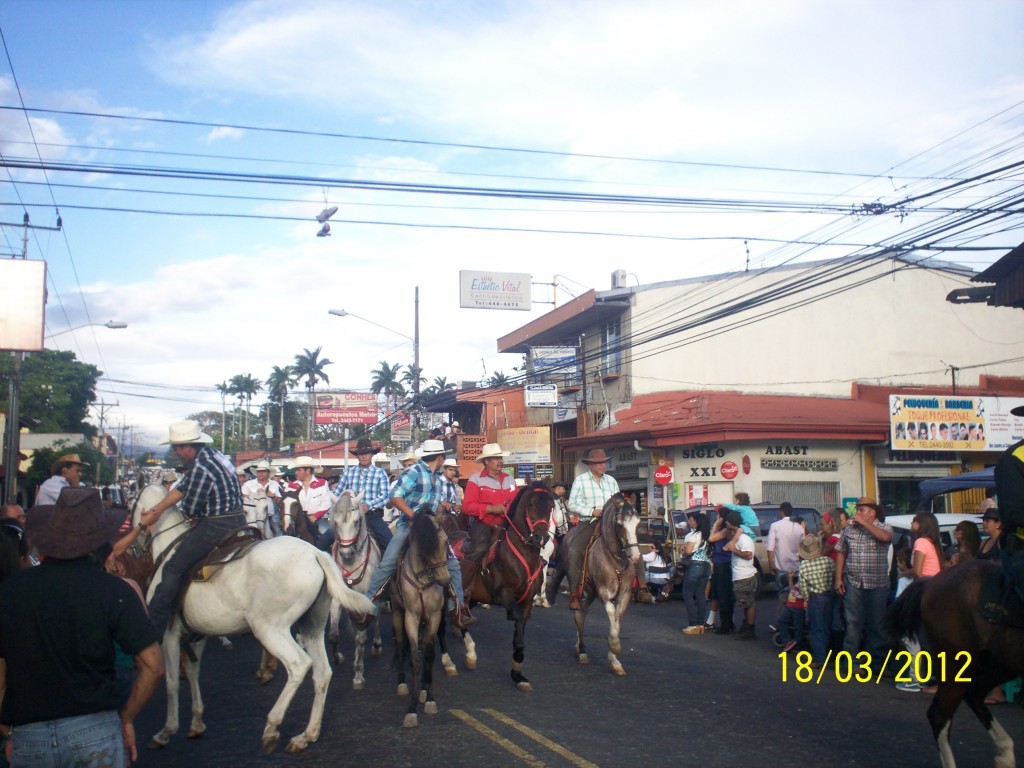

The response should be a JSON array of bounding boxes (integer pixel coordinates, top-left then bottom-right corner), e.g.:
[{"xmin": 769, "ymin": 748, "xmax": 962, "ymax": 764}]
[{"xmin": 918, "ymin": 467, "xmax": 995, "ymax": 501}]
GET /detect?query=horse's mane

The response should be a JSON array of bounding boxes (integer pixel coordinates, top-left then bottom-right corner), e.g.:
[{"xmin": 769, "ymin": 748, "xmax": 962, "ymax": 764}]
[{"xmin": 410, "ymin": 512, "xmax": 444, "ymax": 560}]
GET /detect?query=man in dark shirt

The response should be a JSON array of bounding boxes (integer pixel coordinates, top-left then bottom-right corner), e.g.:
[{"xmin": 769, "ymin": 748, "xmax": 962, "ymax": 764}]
[
  {"xmin": 995, "ymin": 403, "xmax": 1024, "ymax": 603},
  {"xmin": 140, "ymin": 419, "xmax": 245, "ymax": 635},
  {"xmin": 0, "ymin": 487, "xmax": 163, "ymax": 766}
]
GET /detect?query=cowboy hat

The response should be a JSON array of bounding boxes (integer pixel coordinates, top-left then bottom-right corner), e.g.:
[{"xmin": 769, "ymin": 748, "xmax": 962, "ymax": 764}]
[
  {"xmin": 161, "ymin": 470, "xmax": 179, "ymax": 484},
  {"xmin": 476, "ymin": 443, "xmax": 509, "ymax": 461},
  {"xmin": 352, "ymin": 438, "xmax": 376, "ymax": 455},
  {"xmin": 291, "ymin": 456, "xmax": 323, "ymax": 472},
  {"xmin": 414, "ymin": 439, "xmax": 447, "ymax": 458},
  {"xmin": 855, "ymin": 496, "xmax": 883, "ymax": 513},
  {"xmin": 26, "ymin": 487, "xmax": 127, "ymax": 560},
  {"xmin": 397, "ymin": 450, "xmax": 418, "ymax": 463},
  {"xmin": 442, "ymin": 458, "xmax": 459, "ymax": 468},
  {"xmin": 581, "ymin": 448, "xmax": 612, "ymax": 464},
  {"xmin": 252, "ymin": 460, "xmax": 273, "ymax": 473},
  {"xmin": 50, "ymin": 453, "xmax": 90, "ymax": 476},
  {"xmin": 798, "ymin": 534, "xmax": 822, "ymax": 560},
  {"xmin": 161, "ymin": 419, "xmax": 214, "ymax": 445}
]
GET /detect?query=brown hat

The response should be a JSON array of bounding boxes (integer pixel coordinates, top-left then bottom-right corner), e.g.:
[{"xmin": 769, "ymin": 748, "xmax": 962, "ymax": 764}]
[
  {"xmin": 582, "ymin": 448, "xmax": 611, "ymax": 465},
  {"xmin": 26, "ymin": 487, "xmax": 127, "ymax": 560},
  {"xmin": 855, "ymin": 496, "xmax": 883, "ymax": 513},
  {"xmin": 353, "ymin": 438, "xmax": 376, "ymax": 455},
  {"xmin": 50, "ymin": 453, "xmax": 90, "ymax": 476},
  {"xmin": 798, "ymin": 534, "xmax": 822, "ymax": 560}
]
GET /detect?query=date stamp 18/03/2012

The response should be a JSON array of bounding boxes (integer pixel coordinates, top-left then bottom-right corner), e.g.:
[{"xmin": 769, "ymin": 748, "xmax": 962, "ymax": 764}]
[{"xmin": 779, "ymin": 650, "xmax": 972, "ymax": 684}]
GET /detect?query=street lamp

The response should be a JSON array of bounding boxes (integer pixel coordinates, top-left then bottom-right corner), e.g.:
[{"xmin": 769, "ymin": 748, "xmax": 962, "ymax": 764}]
[
  {"xmin": 328, "ymin": 286, "xmax": 421, "ymax": 441},
  {"xmin": 46, "ymin": 320, "xmax": 128, "ymax": 339}
]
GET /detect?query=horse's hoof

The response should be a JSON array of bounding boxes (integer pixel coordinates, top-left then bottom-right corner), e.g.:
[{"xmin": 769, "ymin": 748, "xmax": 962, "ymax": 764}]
[
  {"xmin": 403, "ymin": 713, "xmax": 419, "ymax": 729},
  {"xmin": 578, "ymin": 653, "xmax": 589, "ymax": 665},
  {"xmin": 371, "ymin": 645, "xmax": 382, "ymax": 658},
  {"xmin": 424, "ymin": 701, "xmax": 439, "ymax": 715},
  {"xmin": 187, "ymin": 728, "xmax": 205, "ymax": 739},
  {"xmin": 397, "ymin": 683, "xmax": 409, "ymax": 696},
  {"xmin": 419, "ymin": 689, "xmax": 427, "ymax": 704},
  {"xmin": 284, "ymin": 737, "xmax": 308, "ymax": 753},
  {"xmin": 261, "ymin": 735, "xmax": 280, "ymax": 754},
  {"xmin": 445, "ymin": 665, "xmax": 458, "ymax": 677},
  {"xmin": 147, "ymin": 738, "xmax": 167, "ymax": 751},
  {"xmin": 516, "ymin": 681, "xmax": 534, "ymax": 691},
  {"xmin": 353, "ymin": 680, "xmax": 364, "ymax": 691},
  {"xmin": 612, "ymin": 663, "xmax": 626, "ymax": 676}
]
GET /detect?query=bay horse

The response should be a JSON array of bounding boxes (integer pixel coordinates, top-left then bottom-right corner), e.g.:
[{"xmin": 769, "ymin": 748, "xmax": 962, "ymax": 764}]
[
  {"xmin": 389, "ymin": 511, "xmax": 451, "ymax": 728},
  {"xmin": 327, "ymin": 489, "xmax": 384, "ymax": 689},
  {"xmin": 142, "ymin": 484, "xmax": 374, "ymax": 753},
  {"xmin": 546, "ymin": 493, "xmax": 642, "ymax": 675},
  {"xmin": 280, "ymin": 487, "xmax": 317, "ymax": 544},
  {"xmin": 459, "ymin": 481, "xmax": 554, "ymax": 689},
  {"xmin": 886, "ymin": 559, "xmax": 1024, "ymax": 768}
]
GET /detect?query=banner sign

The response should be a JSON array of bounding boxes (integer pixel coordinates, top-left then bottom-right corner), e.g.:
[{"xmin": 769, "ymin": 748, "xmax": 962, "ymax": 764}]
[
  {"xmin": 525, "ymin": 383, "xmax": 558, "ymax": 407},
  {"xmin": 390, "ymin": 412, "xmax": 411, "ymax": 440},
  {"xmin": 497, "ymin": 425, "xmax": 551, "ymax": 464},
  {"xmin": 314, "ymin": 392, "xmax": 378, "ymax": 425},
  {"xmin": 0, "ymin": 259, "xmax": 46, "ymax": 351},
  {"xmin": 889, "ymin": 395, "xmax": 1024, "ymax": 452},
  {"xmin": 459, "ymin": 270, "xmax": 531, "ymax": 311}
]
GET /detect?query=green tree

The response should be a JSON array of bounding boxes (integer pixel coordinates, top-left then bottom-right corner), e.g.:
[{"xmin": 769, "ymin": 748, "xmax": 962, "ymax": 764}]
[
  {"xmin": 0, "ymin": 349, "xmax": 101, "ymax": 434},
  {"xmin": 487, "ymin": 371, "xmax": 512, "ymax": 387},
  {"xmin": 26, "ymin": 439, "xmax": 112, "ymax": 498},
  {"xmin": 293, "ymin": 347, "xmax": 333, "ymax": 442},
  {"xmin": 265, "ymin": 365, "xmax": 296, "ymax": 446},
  {"xmin": 370, "ymin": 360, "xmax": 405, "ymax": 413},
  {"xmin": 229, "ymin": 373, "xmax": 261, "ymax": 449}
]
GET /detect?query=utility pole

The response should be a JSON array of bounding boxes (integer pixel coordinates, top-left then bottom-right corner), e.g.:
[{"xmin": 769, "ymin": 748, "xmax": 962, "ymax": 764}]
[
  {"xmin": 577, "ymin": 333, "xmax": 588, "ymax": 436},
  {"xmin": 950, "ymin": 365, "xmax": 959, "ymax": 395},
  {"xmin": 413, "ymin": 285, "xmax": 420, "ymax": 445}
]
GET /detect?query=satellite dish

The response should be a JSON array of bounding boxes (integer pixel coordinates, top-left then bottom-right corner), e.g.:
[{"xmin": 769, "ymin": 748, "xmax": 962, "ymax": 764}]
[
  {"xmin": 316, "ymin": 223, "xmax": 331, "ymax": 237},
  {"xmin": 317, "ymin": 206, "xmax": 339, "ymax": 223}
]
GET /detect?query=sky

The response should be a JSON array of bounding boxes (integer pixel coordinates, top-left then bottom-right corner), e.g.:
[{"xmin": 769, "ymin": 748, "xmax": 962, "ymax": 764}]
[{"xmin": 1, "ymin": 0, "xmax": 1023, "ymax": 447}]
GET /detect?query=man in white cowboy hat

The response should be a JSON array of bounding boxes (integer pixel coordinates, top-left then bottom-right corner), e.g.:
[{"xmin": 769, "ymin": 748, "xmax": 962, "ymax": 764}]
[
  {"xmin": 460, "ymin": 443, "xmax": 517, "ymax": 597},
  {"xmin": 286, "ymin": 456, "xmax": 334, "ymax": 551},
  {"xmin": 366, "ymin": 438, "xmax": 476, "ymax": 629},
  {"xmin": 35, "ymin": 453, "xmax": 90, "ymax": 506},
  {"xmin": 333, "ymin": 437, "xmax": 392, "ymax": 553},
  {"xmin": 566, "ymin": 447, "xmax": 654, "ymax": 608},
  {"xmin": 241, "ymin": 460, "xmax": 283, "ymax": 536},
  {"xmin": 0, "ymin": 488, "xmax": 164, "ymax": 765},
  {"xmin": 139, "ymin": 419, "xmax": 246, "ymax": 636}
]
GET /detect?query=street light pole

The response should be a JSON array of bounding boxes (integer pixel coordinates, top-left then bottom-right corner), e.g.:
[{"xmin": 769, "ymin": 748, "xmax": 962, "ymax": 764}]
[{"xmin": 46, "ymin": 320, "xmax": 128, "ymax": 339}]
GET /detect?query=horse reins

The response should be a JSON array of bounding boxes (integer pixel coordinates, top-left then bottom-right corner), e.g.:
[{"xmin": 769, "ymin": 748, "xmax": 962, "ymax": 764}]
[{"xmin": 500, "ymin": 489, "xmax": 552, "ymax": 605}]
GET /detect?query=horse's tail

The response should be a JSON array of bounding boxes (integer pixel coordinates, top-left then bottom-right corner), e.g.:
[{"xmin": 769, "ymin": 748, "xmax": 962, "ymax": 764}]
[
  {"xmin": 885, "ymin": 579, "xmax": 926, "ymax": 642},
  {"xmin": 314, "ymin": 548, "xmax": 375, "ymax": 615}
]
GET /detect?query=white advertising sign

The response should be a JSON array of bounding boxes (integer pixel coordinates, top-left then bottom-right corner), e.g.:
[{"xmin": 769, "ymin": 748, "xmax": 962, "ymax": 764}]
[
  {"xmin": 0, "ymin": 260, "xmax": 46, "ymax": 351},
  {"xmin": 459, "ymin": 270, "xmax": 531, "ymax": 311},
  {"xmin": 525, "ymin": 384, "xmax": 558, "ymax": 408}
]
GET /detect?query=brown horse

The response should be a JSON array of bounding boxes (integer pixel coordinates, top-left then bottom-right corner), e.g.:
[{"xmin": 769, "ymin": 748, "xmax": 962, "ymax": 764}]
[
  {"xmin": 459, "ymin": 481, "xmax": 553, "ymax": 690},
  {"xmin": 280, "ymin": 488, "xmax": 317, "ymax": 545},
  {"xmin": 886, "ymin": 559, "xmax": 1024, "ymax": 768},
  {"xmin": 389, "ymin": 511, "xmax": 451, "ymax": 728},
  {"xmin": 546, "ymin": 493, "xmax": 642, "ymax": 675}
]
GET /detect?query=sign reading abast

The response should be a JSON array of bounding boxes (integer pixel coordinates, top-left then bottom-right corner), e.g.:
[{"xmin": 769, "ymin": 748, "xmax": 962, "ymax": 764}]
[{"xmin": 459, "ymin": 270, "xmax": 531, "ymax": 311}]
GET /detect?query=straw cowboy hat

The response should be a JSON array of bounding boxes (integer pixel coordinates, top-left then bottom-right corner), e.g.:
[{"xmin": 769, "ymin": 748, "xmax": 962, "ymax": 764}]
[
  {"xmin": 442, "ymin": 458, "xmax": 459, "ymax": 468},
  {"xmin": 50, "ymin": 453, "xmax": 90, "ymax": 476},
  {"xmin": 476, "ymin": 443, "xmax": 509, "ymax": 461},
  {"xmin": 798, "ymin": 534, "xmax": 822, "ymax": 560},
  {"xmin": 352, "ymin": 438, "xmax": 377, "ymax": 455},
  {"xmin": 161, "ymin": 470, "xmax": 179, "ymax": 484},
  {"xmin": 161, "ymin": 419, "xmax": 214, "ymax": 445},
  {"xmin": 26, "ymin": 487, "xmax": 127, "ymax": 560},
  {"xmin": 252, "ymin": 460, "xmax": 273, "ymax": 473},
  {"xmin": 414, "ymin": 439, "xmax": 447, "ymax": 458},
  {"xmin": 291, "ymin": 456, "xmax": 323, "ymax": 472},
  {"xmin": 581, "ymin": 448, "xmax": 612, "ymax": 464},
  {"xmin": 855, "ymin": 496, "xmax": 883, "ymax": 514}
]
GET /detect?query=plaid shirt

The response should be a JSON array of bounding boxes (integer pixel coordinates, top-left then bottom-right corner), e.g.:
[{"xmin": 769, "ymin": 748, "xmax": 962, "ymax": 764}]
[
  {"xmin": 798, "ymin": 554, "xmax": 836, "ymax": 597},
  {"xmin": 178, "ymin": 445, "xmax": 242, "ymax": 519},
  {"xmin": 438, "ymin": 475, "xmax": 462, "ymax": 506},
  {"xmin": 836, "ymin": 520, "xmax": 893, "ymax": 589},
  {"xmin": 334, "ymin": 464, "xmax": 390, "ymax": 510},
  {"xmin": 567, "ymin": 470, "xmax": 620, "ymax": 522},
  {"xmin": 390, "ymin": 460, "xmax": 441, "ymax": 528}
]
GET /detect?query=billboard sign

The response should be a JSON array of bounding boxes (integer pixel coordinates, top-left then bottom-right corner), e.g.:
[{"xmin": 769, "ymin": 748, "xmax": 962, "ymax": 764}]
[
  {"xmin": 0, "ymin": 260, "xmax": 46, "ymax": 352},
  {"xmin": 525, "ymin": 383, "xmax": 558, "ymax": 408},
  {"xmin": 390, "ymin": 412, "xmax": 412, "ymax": 440},
  {"xmin": 314, "ymin": 392, "xmax": 378, "ymax": 425},
  {"xmin": 497, "ymin": 425, "xmax": 551, "ymax": 464},
  {"xmin": 459, "ymin": 270, "xmax": 531, "ymax": 311},
  {"xmin": 889, "ymin": 394, "xmax": 1024, "ymax": 452}
]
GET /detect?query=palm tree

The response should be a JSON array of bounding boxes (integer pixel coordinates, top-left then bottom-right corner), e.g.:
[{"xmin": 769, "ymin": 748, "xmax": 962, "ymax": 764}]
[
  {"xmin": 235, "ymin": 373, "xmax": 262, "ymax": 450},
  {"xmin": 293, "ymin": 347, "xmax": 333, "ymax": 441},
  {"xmin": 215, "ymin": 381, "xmax": 231, "ymax": 450},
  {"xmin": 266, "ymin": 365, "xmax": 296, "ymax": 446},
  {"xmin": 370, "ymin": 360, "xmax": 406, "ymax": 413},
  {"xmin": 402, "ymin": 364, "xmax": 426, "ymax": 406},
  {"xmin": 487, "ymin": 371, "xmax": 512, "ymax": 387},
  {"xmin": 432, "ymin": 376, "xmax": 454, "ymax": 393}
]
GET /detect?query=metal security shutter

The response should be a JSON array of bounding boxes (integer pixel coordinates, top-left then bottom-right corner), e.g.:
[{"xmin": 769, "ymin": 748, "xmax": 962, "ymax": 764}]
[{"xmin": 761, "ymin": 481, "xmax": 840, "ymax": 513}]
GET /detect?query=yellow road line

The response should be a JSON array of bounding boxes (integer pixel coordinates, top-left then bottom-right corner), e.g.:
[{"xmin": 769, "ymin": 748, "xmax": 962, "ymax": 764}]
[
  {"xmin": 481, "ymin": 708, "xmax": 602, "ymax": 768},
  {"xmin": 449, "ymin": 709, "xmax": 546, "ymax": 768}
]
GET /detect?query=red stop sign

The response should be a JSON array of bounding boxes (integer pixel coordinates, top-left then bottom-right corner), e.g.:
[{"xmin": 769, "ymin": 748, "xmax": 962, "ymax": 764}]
[
  {"xmin": 721, "ymin": 461, "xmax": 739, "ymax": 480},
  {"xmin": 654, "ymin": 465, "xmax": 673, "ymax": 485}
]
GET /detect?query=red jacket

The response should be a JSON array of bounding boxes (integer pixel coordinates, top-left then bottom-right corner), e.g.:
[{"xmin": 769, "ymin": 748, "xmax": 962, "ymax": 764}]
[{"xmin": 463, "ymin": 470, "xmax": 517, "ymax": 526}]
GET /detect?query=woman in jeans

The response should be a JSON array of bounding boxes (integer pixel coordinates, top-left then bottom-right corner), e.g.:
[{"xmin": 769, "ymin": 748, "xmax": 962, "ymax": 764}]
[
  {"xmin": 706, "ymin": 507, "xmax": 735, "ymax": 634},
  {"xmin": 680, "ymin": 511, "xmax": 712, "ymax": 635}
]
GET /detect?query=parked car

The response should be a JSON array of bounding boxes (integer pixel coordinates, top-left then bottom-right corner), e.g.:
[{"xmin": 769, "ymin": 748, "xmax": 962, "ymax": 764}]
[{"xmin": 885, "ymin": 513, "xmax": 985, "ymax": 556}]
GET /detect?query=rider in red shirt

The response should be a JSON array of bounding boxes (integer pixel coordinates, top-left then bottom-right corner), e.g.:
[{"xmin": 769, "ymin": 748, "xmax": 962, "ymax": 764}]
[{"xmin": 460, "ymin": 443, "xmax": 518, "ymax": 599}]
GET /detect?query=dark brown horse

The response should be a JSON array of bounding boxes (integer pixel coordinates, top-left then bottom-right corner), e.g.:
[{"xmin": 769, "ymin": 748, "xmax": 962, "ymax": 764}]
[
  {"xmin": 886, "ymin": 559, "xmax": 1024, "ymax": 768},
  {"xmin": 458, "ymin": 481, "xmax": 553, "ymax": 690},
  {"xmin": 281, "ymin": 488, "xmax": 317, "ymax": 545}
]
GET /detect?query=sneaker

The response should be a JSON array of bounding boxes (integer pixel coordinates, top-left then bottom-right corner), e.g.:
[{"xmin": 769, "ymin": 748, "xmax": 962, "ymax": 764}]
[
  {"xmin": 681, "ymin": 626, "xmax": 704, "ymax": 635},
  {"xmin": 782, "ymin": 640, "xmax": 797, "ymax": 653},
  {"xmin": 895, "ymin": 681, "xmax": 922, "ymax": 693}
]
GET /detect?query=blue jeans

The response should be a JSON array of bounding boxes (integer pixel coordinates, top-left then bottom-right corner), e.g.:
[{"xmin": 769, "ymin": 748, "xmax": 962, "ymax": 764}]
[
  {"xmin": 11, "ymin": 710, "xmax": 124, "ymax": 768},
  {"xmin": 367, "ymin": 522, "xmax": 463, "ymax": 610},
  {"xmin": 842, "ymin": 579, "xmax": 889, "ymax": 664},
  {"xmin": 777, "ymin": 605, "xmax": 806, "ymax": 644},
  {"xmin": 365, "ymin": 512, "xmax": 393, "ymax": 553},
  {"xmin": 806, "ymin": 593, "xmax": 833, "ymax": 664},
  {"xmin": 682, "ymin": 561, "xmax": 711, "ymax": 627}
]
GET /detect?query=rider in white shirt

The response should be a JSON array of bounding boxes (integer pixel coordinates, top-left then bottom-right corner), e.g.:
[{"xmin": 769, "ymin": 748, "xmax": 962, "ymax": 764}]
[{"xmin": 241, "ymin": 460, "xmax": 283, "ymax": 535}]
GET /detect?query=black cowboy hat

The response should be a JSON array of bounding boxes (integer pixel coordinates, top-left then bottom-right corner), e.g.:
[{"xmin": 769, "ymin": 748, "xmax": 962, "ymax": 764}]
[
  {"xmin": 26, "ymin": 487, "xmax": 127, "ymax": 560},
  {"xmin": 353, "ymin": 437, "xmax": 377, "ymax": 455}
]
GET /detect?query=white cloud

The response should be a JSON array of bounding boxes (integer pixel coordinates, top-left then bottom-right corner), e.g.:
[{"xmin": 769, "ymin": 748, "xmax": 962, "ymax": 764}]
[{"xmin": 204, "ymin": 125, "xmax": 245, "ymax": 142}]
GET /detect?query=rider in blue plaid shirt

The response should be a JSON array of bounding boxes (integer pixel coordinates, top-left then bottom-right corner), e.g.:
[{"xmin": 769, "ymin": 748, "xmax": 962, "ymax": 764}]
[{"xmin": 333, "ymin": 438, "xmax": 392, "ymax": 553}]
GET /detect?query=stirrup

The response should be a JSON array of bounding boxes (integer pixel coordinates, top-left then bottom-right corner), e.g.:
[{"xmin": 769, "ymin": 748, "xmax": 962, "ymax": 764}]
[{"xmin": 372, "ymin": 575, "xmax": 392, "ymax": 602}]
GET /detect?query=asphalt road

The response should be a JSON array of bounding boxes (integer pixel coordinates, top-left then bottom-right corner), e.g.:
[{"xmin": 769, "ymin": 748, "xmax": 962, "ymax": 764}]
[{"xmin": 133, "ymin": 594, "xmax": 1024, "ymax": 767}]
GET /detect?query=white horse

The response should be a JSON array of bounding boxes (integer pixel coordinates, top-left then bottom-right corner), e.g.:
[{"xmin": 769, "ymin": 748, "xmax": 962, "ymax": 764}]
[
  {"xmin": 244, "ymin": 490, "xmax": 278, "ymax": 539},
  {"xmin": 140, "ymin": 483, "xmax": 373, "ymax": 753},
  {"xmin": 326, "ymin": 490, "xmax": 384, "ymax": 689},
  {"xmin": 534, "ymin": 498, "xmax": 569, "ymax": 608}
]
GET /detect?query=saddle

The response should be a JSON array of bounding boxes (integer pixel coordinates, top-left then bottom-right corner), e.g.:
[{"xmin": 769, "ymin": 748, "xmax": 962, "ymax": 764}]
[
  {"xmin": 979, "ymin": 568, "xmax": 1024, "ymax": 629},
  {"xmin": 188, "ymin": 525, "xmax": 262, "ymax": 583}
]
